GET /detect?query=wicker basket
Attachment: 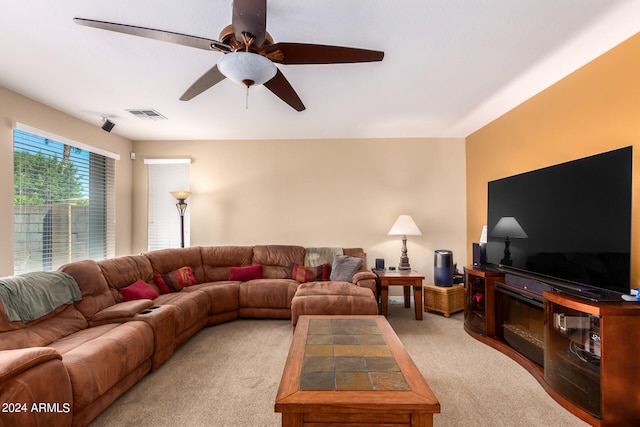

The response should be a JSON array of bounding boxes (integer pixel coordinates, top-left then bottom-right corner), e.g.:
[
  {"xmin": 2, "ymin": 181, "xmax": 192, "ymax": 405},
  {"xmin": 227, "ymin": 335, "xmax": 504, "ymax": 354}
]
[{"xmin": 423, "ymin": 284, "xmax": 464, "ymax": 317}]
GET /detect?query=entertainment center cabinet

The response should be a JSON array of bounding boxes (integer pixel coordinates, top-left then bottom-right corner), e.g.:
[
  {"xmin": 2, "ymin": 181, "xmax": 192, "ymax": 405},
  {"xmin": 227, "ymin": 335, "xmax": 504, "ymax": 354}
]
[{"xmin": 464, "ymin": 266, "xmax": 640, "ymax": 426}]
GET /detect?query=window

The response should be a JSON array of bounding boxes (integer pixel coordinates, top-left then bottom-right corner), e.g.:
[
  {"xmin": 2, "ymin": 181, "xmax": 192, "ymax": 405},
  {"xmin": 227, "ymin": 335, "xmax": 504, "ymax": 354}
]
[
  {"xmin": 13, "ymin": 124, "xmax": 118, "ymax": 274},
  {"xmin": 145, "ymin": 159, "xmax": 191, "ymax": 250}
]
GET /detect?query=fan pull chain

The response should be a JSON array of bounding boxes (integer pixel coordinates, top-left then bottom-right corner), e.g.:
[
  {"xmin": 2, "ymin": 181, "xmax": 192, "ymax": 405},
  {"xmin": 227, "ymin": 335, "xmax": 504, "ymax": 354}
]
[{"xmin": 246, "ymin": 87, "xmax": 249, "ymax": 109}]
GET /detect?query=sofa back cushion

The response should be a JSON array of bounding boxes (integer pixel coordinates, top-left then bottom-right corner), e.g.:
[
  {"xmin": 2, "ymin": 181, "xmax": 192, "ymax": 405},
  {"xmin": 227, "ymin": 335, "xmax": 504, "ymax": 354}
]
[
  {"xmin": 253, "ymin": 245, "xmax": 305, "ymax": 279},
  {"xmin": 143, "ymin": 247, "xmax": 205, "ymax": 284},
  {"xmin": 59, "ymin": 259, "xmax": 116, "ymax": 319},
  {"xmin": 201, "ymin": 246, "xmax": 254, "ymax": 281},
  {"xmin": 98, "ymin": 255, "xmax": 155, "ymax": 302},
  {"xmin": 0, "ymin": 303, "xmax": 88, "ymax": 350}
]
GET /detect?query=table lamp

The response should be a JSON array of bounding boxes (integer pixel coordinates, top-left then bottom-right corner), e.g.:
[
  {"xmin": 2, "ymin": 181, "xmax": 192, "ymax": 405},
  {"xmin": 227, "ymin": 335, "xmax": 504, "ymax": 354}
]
[
  {"xmin": 490, "ymin": 216, "xmax": 527, "ymax": 266},
  {"xmin": 388, "ymin": 215, "xmax": 422, "ymax": 270}
]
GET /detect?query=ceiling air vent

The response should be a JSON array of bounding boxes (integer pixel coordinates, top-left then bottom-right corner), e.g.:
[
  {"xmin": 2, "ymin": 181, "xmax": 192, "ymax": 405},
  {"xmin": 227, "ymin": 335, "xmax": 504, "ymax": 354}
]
[{"xmin": 126, "ymin": 109, "xmax": 167, "ymax": 120}]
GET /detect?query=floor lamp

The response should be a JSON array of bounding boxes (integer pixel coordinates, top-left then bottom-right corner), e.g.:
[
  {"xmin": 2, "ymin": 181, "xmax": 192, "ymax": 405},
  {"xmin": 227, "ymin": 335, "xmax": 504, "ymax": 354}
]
[{"xmin": 170, "ymin": 191, "xmax": 191, "ymax": 248}]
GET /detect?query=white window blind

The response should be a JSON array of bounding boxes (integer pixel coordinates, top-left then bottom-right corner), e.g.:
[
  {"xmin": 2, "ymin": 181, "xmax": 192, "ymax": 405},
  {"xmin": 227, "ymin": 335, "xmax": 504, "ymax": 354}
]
[
  {"xmin": 146, "ymin": 159, "xmax": 191, "ymax": 250},
  {"xmin": 13, "ymin": 125, "xmax": 117, "ymax": 274}
]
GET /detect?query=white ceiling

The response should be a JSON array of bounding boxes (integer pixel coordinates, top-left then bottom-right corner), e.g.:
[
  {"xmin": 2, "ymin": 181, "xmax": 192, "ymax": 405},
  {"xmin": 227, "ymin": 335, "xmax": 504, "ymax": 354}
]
[{"xmin": 1, "ymin": 1, "xmax": 639, "ymax": 141}]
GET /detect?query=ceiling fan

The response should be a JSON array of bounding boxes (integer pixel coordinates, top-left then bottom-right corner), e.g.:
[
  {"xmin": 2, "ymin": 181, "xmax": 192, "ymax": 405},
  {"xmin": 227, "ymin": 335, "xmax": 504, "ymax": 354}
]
[{"xmin": 74, "ymin": 0, "xmax": 384, "ymax": 111}]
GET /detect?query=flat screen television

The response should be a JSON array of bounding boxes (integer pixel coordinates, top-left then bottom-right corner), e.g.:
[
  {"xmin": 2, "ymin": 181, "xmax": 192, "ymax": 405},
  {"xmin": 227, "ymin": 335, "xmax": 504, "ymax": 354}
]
[{"xmin": 486, "ymin": 146, "xmax": 632, "ymax": 301}]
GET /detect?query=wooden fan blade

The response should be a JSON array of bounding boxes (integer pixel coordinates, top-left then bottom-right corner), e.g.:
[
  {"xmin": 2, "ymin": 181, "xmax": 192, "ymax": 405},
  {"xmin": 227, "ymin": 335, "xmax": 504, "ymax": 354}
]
[
  {"xmin": 265, "ymin": 43, "xmax": 384, "ymax": 64},
  {"xmin": 73, "ymin": 18, "xmax": 231, "ymax": 52},
  {"xmin": 263, "ymin": 69, "xmax": 305, "ymax": 111},
  {"xmin": 180, "ymin": 65, "xmax": 226, "ymax": 101},
  {"xmin": 232, "ymin": 0, "xmax": 267, "ymax": 47}
]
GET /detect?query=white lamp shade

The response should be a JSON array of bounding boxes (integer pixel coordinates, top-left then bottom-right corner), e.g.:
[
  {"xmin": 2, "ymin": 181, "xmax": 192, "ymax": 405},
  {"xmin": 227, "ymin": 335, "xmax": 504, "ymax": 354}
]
[
  {"xmin": 480, "ymin": 225, "xmax": 488, "ymax": 243},
  {"xmin": 217, "ymin": 52, "xmax": 277, "ymax": 87},
  {"xmin": 388, "ymin": 215, "xmax": 422, "ymax": 236},
  {"xmin": 490, "ymin": 216, "xmax": 528, "ymax": 238},
  {"xmin": 170, "ymin": 191, "xmax": 191, "ymax": 200}
]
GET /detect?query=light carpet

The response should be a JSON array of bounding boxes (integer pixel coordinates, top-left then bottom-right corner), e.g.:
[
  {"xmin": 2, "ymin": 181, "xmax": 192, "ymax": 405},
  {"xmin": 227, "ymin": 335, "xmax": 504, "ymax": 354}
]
[{"xmin": 89, "ymin": 301, "xmax": 589, "ymax": 426}]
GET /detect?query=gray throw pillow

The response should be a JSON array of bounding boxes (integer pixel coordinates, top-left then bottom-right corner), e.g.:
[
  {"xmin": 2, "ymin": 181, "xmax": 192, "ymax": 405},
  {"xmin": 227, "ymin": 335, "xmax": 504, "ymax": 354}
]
[{"xmin": 329, "ymin": 255, "xmax": 363, "ymax": 282}]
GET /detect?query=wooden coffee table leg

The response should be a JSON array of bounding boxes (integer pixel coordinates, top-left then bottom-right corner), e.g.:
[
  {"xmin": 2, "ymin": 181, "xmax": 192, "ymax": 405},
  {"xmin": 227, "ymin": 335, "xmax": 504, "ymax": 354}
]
[
  {"xmin": 281, "ymin": 413, "xmax": 302, "ymax": 427},
  {"xmin": 411, "ymin": 412, "xmax": 433, "ymax": 426}
]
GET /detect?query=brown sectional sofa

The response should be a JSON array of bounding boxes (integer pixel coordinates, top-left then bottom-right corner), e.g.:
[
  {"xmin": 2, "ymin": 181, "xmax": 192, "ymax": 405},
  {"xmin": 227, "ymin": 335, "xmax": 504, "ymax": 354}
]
[
  {"xmin": 0, "ymin": 245, "xmax": 377, "ymax": 427},
  {"xmin": 0, "ymin": 303, "xmax": 154, "ymax": 427}
]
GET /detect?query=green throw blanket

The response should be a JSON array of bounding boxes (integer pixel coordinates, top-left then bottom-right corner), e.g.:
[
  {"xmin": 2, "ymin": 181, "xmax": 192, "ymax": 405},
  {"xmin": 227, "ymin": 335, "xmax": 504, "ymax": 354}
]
[{"xmin": 0, "ymin": 271, "xmax": 82, "ymax": 323}]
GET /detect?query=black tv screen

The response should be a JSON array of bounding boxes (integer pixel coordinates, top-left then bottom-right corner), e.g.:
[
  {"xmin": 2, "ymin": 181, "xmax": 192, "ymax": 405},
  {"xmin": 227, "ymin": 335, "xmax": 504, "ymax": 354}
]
[{"xmin": 487, "ymin": 146, "xmax": 632, "ymax": 298}]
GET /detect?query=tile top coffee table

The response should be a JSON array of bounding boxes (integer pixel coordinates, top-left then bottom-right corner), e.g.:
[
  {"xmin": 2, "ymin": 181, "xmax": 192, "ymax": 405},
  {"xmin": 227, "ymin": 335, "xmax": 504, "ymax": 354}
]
[{"xmin": 275, "ymin": 315, "xmax": 440, "ymax": 427}]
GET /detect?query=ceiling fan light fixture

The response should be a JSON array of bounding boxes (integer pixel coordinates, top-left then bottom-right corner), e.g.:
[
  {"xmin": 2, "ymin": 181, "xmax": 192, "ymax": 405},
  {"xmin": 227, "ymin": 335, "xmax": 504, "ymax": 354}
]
[{"xmin": 217, "ymin": 52, "xmax": 276, "ymax": 87}]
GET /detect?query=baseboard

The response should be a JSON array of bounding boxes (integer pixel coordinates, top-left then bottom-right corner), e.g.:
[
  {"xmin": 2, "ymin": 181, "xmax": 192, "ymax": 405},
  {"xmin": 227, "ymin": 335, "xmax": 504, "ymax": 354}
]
[{"xmin": 388, "ymin": 296, "xmax": 412, "ymax": 304}]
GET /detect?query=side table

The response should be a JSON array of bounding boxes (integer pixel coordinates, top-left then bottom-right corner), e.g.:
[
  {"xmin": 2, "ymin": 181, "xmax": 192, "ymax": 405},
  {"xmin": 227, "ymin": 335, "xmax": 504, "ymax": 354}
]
[
  {"xmin": 373, "ymin": 269, "xmax": 424, "ymax": 320},
  {"xmin": 423, "ymin": 284, "xmax": 464, "ymax": 317}
]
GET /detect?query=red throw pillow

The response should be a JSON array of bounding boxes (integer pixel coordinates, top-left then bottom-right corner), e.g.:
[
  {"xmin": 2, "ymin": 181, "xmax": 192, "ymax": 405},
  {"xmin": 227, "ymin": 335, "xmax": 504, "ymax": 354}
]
[
  {"xmin": 229, "ymin": 265, "xmax": 262, "ymax": 281},
  {"xmin": 291, "ymin": 263, "xmax": 331, "ymax": 283},
  {"xmin": 120, "ymin": 279, "xmax": 159, "ymax": 301},
  {"xmin": 153, "ymin": 266, "xmax": 198, "ymax": 294}
]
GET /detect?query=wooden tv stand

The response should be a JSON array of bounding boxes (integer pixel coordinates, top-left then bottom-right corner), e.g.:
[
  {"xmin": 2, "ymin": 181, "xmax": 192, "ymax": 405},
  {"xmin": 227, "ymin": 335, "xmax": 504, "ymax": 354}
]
[{"xmin": 463, "ymin": 266, "xmax": 640, "ymax": 426}]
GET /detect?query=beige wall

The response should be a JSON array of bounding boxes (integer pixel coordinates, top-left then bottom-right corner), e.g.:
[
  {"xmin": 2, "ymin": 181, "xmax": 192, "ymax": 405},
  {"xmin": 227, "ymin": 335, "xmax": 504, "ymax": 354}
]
[
  {"xmin": 132, "ymin": 138, "xmax": 468, "ymax": 286},
  {"xmin": 6, "ymin": 32, "xmax": 638, "ymax": 288},
  {"xmin": 0, "ymin": 84, "xmax": 467, "ymax": 285},
  {"xmin": 466, "ymin": 32, "xmax": 640, "ymax": 288},
  {"xmin": 0, "ymin": 86, "xmax": 134, "ymax": 276}
]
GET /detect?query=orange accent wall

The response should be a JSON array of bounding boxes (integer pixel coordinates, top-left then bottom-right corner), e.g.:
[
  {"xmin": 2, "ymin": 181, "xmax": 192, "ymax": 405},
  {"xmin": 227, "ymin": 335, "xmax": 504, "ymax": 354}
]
[{"xmin": 466, "ymin": 32, "xmax": 640, "ymax": 289}]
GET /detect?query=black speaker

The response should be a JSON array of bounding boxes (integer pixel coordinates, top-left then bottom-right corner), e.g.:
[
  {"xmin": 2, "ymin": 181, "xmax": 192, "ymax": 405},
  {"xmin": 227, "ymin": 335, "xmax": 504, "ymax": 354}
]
[
  {"xmin": 472, "ymin": 243, "xmax": 486, "ymax": 266},
  {"xmin": 434, "ymin": 250, "xmax": 454, "ymax": 287},
  {"xmin": 101, "ymin": 119, "xmax": 115, "ymax": 132}
]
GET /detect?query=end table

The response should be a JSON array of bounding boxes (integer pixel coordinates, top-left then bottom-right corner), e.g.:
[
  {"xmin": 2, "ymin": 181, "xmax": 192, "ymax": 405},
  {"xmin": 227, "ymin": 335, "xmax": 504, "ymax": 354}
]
[{"xmin": 373, "ymin": 269, "xmax": 424, "ymax": 320}]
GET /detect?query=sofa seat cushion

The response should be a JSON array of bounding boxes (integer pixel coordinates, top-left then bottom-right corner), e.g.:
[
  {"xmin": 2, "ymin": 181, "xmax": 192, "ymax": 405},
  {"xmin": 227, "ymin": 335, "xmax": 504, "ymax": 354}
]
[
  {"xmin": 184, "ymin": 282, "xmax": 240, "ymax": 314},
  {"xmin": 290, "ymin": 281, "xmax": 378, "ymax": 326},
  {"xmin": 153, "ymin": 291, "xmax": 209, "ymax": 337},
  {"xmin": 48, "ymin": 321, "xmax": 154, "ymax": 412},
  {"xmin": 238, "ymin": 279, "xmax": 299, "ymax": 309}
]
